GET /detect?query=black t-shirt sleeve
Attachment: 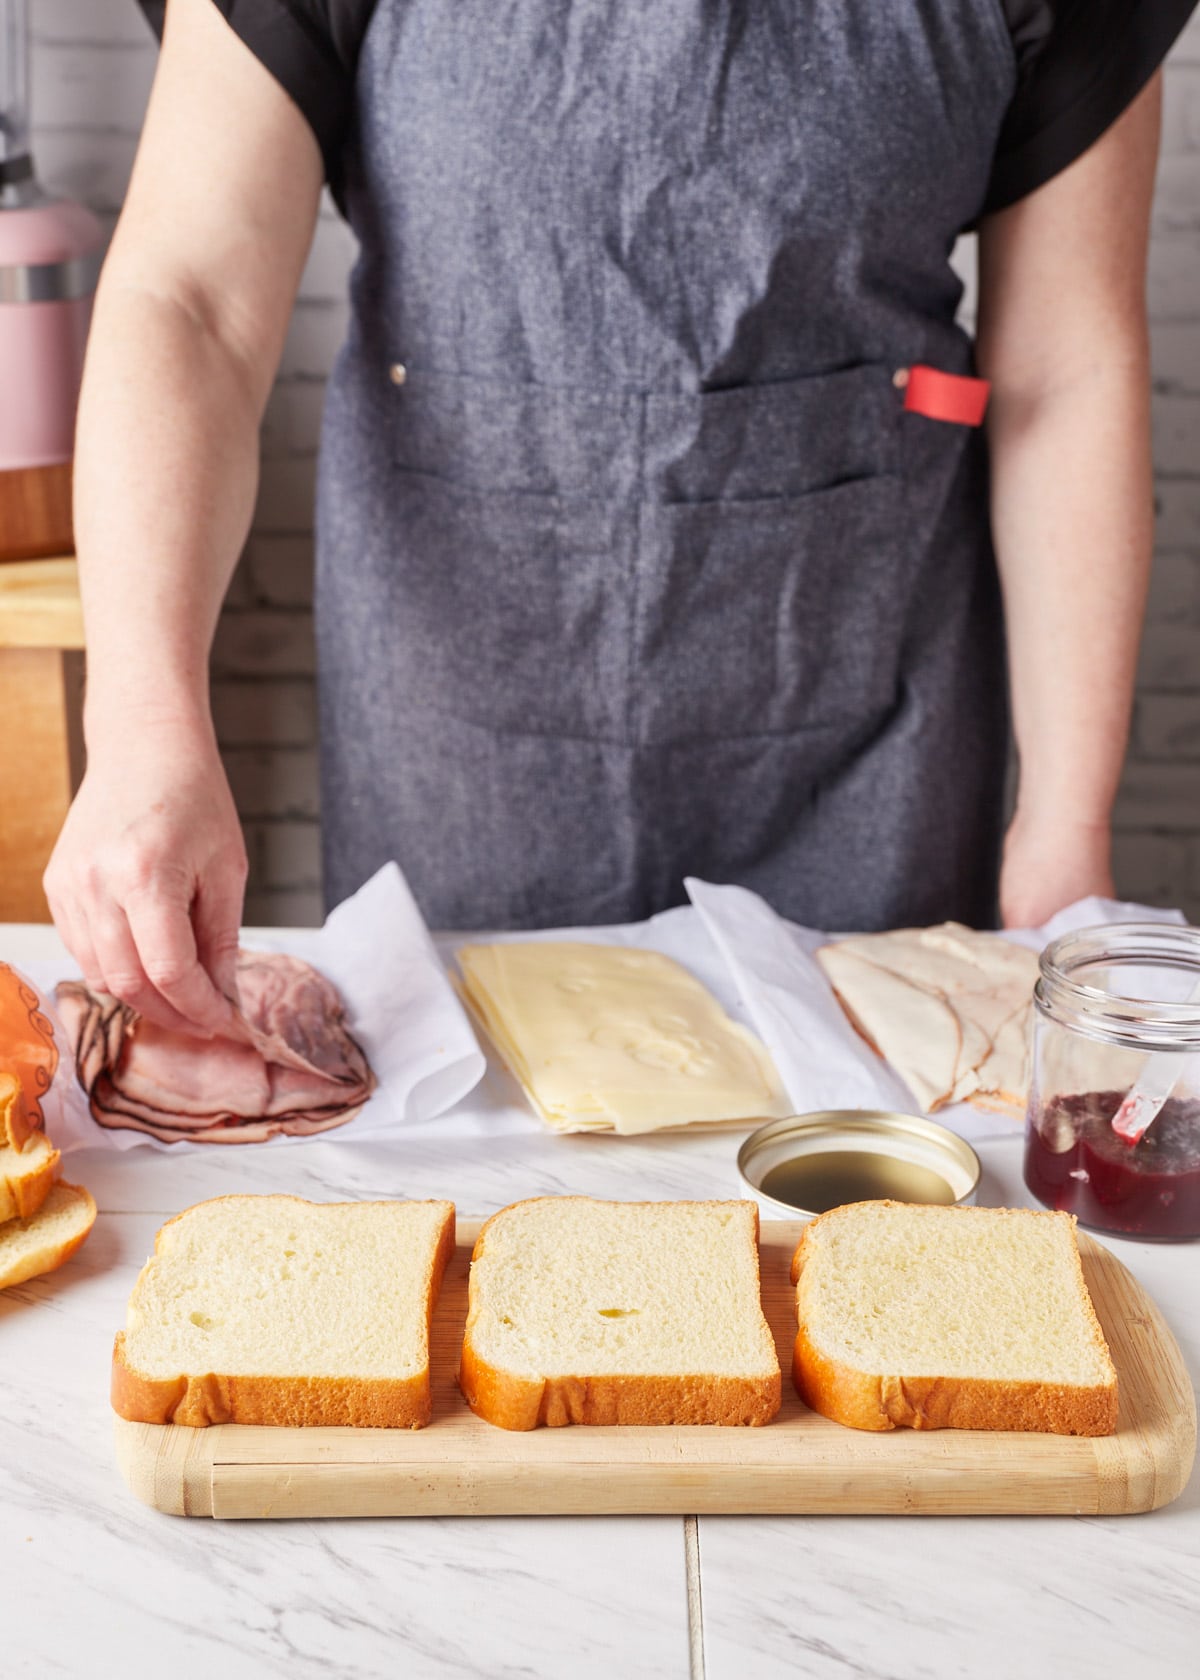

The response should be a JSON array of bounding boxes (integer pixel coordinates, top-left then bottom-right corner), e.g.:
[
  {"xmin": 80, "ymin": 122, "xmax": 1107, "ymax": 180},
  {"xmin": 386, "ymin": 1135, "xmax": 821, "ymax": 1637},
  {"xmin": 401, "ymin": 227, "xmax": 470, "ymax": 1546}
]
[
  {"xmin": 988, "ymin": 0, "xmax": 1199, "ymax": 213},
  {"xmin": 141, "ymin": 2, "xmax": 1196, "ymax": 217},
  {"xmin": 137, "ymin": 0, "xmax": 368, "ymax": 201}
]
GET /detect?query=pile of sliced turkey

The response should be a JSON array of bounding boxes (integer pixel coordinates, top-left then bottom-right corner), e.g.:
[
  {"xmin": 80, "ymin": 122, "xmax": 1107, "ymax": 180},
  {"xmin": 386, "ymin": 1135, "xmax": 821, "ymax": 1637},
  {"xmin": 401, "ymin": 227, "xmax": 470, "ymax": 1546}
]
[{"xmin": 816, "ymin": 923, "xmax": 1040, "ymax": 1119}]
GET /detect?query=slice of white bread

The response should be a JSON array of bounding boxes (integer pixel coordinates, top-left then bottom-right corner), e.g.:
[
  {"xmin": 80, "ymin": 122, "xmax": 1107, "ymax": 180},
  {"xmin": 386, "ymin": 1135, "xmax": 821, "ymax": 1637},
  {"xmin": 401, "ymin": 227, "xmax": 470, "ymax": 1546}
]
[
  {"xmin": 112, "ymin": 1195, "xmax": 455, "ymax": 1429},
  {"xmin": 0, "ymin": 1181, "xmax": 96, "ymax": 1290},
  {"xmin": 791, "ymin": 1201, "xmax": 1118, "ymax": 1436},
  {"xmin": 460, "ymin": 1197, "xmax": 782, "ymax": 1430},
  {"xmin": 0, "ymin": 1131, "xmax": 60, "ymax": 1224}
]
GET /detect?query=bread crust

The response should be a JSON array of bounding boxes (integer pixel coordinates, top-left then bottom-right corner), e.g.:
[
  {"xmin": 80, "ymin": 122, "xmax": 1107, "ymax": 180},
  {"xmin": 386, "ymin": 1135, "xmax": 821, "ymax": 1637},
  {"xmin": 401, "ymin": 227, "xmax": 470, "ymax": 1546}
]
[
  {"xmin": 0, "ymin": 1182, "xmax": 96, "ymax": 1290},
  {"xmin": 790, "ymin": 1202, "xmax": 1119, "ymax": 1437},
  {"xmin": 111, "ymin": 1194, "xmax": 455, "ymax": 1429},
  {"xmin": 459, "ymin": 1195, "xmax": 782, "ymax": 1431},
  {"xmin": 0, "ymin": 1137, "xmax": 60, "ymax": 1224}
]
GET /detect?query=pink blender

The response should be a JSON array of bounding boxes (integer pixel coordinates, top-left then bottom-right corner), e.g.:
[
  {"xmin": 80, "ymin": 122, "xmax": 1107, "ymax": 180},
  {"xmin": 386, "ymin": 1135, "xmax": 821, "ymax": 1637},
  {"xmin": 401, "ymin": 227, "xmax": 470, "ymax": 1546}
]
[{"xmin": 0, "ymin": 0, "xmax": 104, "ymax": 557}]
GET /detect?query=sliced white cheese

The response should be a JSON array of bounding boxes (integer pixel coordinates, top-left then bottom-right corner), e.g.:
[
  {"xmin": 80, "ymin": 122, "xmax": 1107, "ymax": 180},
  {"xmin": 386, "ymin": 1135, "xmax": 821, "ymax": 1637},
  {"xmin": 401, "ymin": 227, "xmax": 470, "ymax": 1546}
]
[{"xmin": 457, "ymin": 942, "xmax": 789, "ymax": 1135}]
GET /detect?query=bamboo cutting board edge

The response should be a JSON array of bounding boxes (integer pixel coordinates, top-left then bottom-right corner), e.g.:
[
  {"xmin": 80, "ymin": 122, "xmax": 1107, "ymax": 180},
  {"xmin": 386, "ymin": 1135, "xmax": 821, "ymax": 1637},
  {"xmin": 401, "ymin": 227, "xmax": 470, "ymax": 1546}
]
[{"xmin": 111, "ymin": 1221, "xmax": 1196, "ymax": 1520}]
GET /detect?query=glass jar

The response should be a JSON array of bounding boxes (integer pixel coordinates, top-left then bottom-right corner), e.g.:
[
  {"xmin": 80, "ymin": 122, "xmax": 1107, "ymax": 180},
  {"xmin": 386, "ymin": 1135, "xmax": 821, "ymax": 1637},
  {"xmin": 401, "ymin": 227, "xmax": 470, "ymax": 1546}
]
[{"xmin": 1024, "ymin": 923, "xmax": 1200, "ymax": 1240}]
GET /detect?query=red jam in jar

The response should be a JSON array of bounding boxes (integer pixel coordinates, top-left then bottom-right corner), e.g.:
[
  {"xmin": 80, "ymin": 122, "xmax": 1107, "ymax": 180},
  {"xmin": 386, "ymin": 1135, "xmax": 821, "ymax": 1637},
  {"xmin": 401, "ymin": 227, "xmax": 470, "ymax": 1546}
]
[
  {"xmin": 1024, "ymin": 922, "xmax": 1200, "ymax": 1242},
  {"xmin": 1024, "ymin": 1090, "xmax": 1200, "ymax": 1239}
]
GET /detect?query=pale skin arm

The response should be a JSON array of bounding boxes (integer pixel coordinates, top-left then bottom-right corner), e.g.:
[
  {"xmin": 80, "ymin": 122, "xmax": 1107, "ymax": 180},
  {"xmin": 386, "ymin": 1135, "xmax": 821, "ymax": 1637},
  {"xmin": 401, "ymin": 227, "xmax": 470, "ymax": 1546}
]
[
  {"xmin": 43, "ymin": 0, "xmax": 322, "ymax": 1032},
  {"xmin": 978, "ymin": 74, "xmax": 1161, "ymax": 929}
]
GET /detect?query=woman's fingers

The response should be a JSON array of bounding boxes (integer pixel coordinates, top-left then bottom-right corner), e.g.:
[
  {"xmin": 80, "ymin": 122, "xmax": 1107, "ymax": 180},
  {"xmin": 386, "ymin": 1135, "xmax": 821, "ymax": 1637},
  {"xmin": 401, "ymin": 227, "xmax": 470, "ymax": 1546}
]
[
  {"xmin": 121, "ymin": 887, "xmax": 237, "ymax": 1035},
  {"xmin": 42, "ymin": 731, "xmax": 249, "ymax": 1037},
  {"xmin": 82, "ymin": 898, "xmax": 209, "ymax": 1034},
  {"xmin": 43, "ymin": 886, "xmax": 106, "ymax": 995},
  {"xmin": 193, "ymin": 857, "xmax": 248, "ymax": 1011}
]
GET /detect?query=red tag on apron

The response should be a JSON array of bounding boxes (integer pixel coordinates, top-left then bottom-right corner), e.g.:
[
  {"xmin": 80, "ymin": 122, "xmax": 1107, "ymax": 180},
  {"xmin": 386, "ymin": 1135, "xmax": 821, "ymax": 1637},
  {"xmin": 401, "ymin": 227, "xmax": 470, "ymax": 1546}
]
[{"xmin": 902, "ymin": 364, "xmax": 990, "ymax": 426}]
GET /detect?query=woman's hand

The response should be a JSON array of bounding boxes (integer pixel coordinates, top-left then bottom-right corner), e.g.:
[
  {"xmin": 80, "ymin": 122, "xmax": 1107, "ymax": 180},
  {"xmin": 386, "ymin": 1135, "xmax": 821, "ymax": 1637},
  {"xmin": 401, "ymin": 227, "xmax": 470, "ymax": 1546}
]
[
  {"xmin": 44, "ymin": 714, "xmax": 247, "ymax": 1036},
  {"xmin": 999, "ymin": 808, "xmax": 1114, "ymax": 931}
]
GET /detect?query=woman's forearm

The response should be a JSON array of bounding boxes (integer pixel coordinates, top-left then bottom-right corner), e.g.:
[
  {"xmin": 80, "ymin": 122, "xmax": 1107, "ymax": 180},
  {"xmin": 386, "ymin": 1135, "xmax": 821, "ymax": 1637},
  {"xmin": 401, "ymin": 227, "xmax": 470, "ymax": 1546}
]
[
  {"xmin": 975, "ymin": 71, "xmax": 1160, "ymax": 925},
  {"xmin": 44, "ymin": 0, "xmax": 323, "ymax": 1031},
  {"xmin": 74, "ymin": 275, "xmax": 263, "ymax": 748},
  {"xmin": 72, "ymin": 0, "xmax": 321, "ymax": 752},
  {"xmin": 986, "ymin": 345, "xmax": 1153, "ymax": 828}
]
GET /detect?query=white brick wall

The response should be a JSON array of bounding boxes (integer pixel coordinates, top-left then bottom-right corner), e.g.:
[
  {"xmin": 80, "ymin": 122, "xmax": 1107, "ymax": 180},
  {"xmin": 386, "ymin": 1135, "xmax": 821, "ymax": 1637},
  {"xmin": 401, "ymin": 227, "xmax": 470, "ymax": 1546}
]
[{"xmin": 29, "ymin": 2, "xmax": 1200, "ymax": 926}]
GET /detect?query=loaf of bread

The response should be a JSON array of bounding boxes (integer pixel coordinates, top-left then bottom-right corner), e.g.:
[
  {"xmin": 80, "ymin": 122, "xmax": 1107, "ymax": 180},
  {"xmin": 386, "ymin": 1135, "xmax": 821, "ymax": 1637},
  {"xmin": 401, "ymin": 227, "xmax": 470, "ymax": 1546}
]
[
  {"xmin": 0, "ymin": 962, "xmax": 60, "ymax": 1147},
  {"xmin": 0, "ymin": 1129, "xmax": 59, "ymax": 1224},
  {"xmin": 112, "ymin": 1194, "xmax": 455, "ymax": 1428},
  {"xmin": 0, "ymin": 1181, "xmax": 96, "ymax": 1290},
  {"xmin": 0, "ymin": 1057, "xmax": 60, "ymax": 1228},
  {"xmin": 791, "ymin": 1201, "xmax": 1118, "ymax": 1435},
  {"xmin": 0, "ymin": 988, "xmax": 93, "ymax": 1283},
  {"xmin": 460, "ymin": 1196, "xmax": 782, "ymax": 1429}
]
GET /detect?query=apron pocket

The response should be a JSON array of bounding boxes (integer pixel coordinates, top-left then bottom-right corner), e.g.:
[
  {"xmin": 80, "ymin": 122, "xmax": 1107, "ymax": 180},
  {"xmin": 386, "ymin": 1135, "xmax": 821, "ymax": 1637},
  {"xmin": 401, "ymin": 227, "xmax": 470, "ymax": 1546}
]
[
  {"xmin": 634, "ymin": 473, "xmax": 908, "ymax": 744},
  {"xmin": 390, "ymin": 365, "xmax": 640, "ymax": 499},
  {"xmin": 646, "ymin": 360, "xmax": 900, "ymax": 503}
]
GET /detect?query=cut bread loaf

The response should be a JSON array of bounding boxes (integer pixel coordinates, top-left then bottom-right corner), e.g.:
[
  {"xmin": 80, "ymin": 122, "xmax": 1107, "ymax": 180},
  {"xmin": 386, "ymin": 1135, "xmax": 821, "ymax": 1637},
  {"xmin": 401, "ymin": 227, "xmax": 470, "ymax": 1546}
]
[
  {"xmin": 0, "ymin": 1130, "xmax": 60, "ymax": 1224},
  {"xmin": 791, "ymin": 1201, "xmax": 1118, "ymax": 1436},
  {"xmin": 112, "ymin": 1195, "xmax": 455, "ymax": 1429},
  {"xmin": 0, "ymin": 1181, "xmax": 96, "ymax": 1290},
  {"xmin": 460, "ymin": 1197, "xmax": 781, "ymax": 1429}
]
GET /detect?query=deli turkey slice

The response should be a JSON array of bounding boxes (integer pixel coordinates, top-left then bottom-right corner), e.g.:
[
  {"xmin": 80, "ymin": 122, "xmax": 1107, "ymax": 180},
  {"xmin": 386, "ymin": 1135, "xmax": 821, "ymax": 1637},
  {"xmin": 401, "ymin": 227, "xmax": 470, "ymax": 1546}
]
[
  {"xmin": 56, "ymin": 952, "xmax": 375, "ymax": 1144},
  {"xmin": 816, "ymin": 924, "xmax": 1039, "ymax": 1118}
]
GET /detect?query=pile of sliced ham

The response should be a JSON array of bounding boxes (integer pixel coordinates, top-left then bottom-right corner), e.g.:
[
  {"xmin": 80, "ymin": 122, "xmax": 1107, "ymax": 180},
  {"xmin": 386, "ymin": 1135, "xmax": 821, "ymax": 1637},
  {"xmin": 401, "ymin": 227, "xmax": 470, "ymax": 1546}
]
[{"xmin": 56, "ymin": 951, "xmax": 375, "ymax": 1144}]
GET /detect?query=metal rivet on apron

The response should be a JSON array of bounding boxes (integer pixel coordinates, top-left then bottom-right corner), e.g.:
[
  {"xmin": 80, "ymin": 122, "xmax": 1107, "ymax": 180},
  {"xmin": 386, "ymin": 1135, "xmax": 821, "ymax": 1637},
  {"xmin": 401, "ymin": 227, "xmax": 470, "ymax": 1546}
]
[
  {"xmin": 389, "ymin": 362, "xmax": 408, "ymax": 386},
  {"xmin": 892, "ymin": 366, "xmax": 910, "ymax": 389}
]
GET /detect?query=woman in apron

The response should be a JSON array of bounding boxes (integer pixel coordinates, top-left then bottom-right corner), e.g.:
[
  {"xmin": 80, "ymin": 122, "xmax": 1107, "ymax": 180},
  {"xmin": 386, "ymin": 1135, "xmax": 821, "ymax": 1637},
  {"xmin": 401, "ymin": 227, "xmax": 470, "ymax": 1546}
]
[{"xmin": 44, "ymin": 0, "xmax": 1194, "ymax": 1033}]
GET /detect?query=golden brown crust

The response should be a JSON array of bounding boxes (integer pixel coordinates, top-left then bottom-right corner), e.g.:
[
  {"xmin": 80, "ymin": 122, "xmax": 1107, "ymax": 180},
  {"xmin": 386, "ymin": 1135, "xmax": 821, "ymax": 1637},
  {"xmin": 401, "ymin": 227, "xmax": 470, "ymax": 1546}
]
[
  {"xmin": 110, "ymin": 1195, "xmax": 455, "ymax": 1430},
  {"xmin": 791, "ymin": 1323, "xmax": 1119, "ymax": 1436},
  {"xmin": 111, "ymin": 1335, "xmax": 440, "ymax": 1428},
  {"xmin": 459, "ymin": 1195, "xmax": 781, "ymax": 1431},
  {"xmin": 0, "ymin": 1182, "xmax": 96, "ymax": 1290},
  {"xmin": 790, "ymin": 1202, "xmax": 1119, "ymax": 1437},
  {"xmin": 0, "ymin": 1138, "xmax": 60, "ymax": 1224},
  {"xmin": 460, "ymin": 1350, "xmax": 781, "ymax": 1431}
]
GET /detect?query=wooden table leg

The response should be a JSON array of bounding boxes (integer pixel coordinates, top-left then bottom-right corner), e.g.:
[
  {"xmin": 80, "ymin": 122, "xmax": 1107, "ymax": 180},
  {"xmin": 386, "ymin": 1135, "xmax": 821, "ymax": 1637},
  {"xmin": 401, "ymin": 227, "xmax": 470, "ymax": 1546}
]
[{"xmin": 0, "ymin": 646, "xmax": 81, "ymax": 921}]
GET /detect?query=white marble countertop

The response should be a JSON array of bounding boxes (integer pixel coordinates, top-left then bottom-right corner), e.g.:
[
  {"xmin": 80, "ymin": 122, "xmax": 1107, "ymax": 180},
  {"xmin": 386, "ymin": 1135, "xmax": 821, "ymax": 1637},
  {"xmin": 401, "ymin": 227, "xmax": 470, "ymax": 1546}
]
[{"xmin": 2, "ymin": 925, "xmax": 1198, "ymax": 1680}]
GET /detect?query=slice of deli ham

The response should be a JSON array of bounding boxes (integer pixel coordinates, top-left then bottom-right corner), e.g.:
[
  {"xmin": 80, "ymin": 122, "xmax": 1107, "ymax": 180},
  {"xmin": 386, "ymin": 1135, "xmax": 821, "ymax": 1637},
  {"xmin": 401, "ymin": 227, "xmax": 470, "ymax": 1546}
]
[{"xmin": 56, "ymin": 951, "xmax": 375, "ymax": 1145}]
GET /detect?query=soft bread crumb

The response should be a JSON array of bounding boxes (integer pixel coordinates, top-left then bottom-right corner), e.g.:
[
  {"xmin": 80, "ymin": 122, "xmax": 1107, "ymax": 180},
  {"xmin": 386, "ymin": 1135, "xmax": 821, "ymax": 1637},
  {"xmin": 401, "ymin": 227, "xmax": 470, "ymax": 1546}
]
[
  {"xmin": 792, "ymin": 1202, "xmax": 1118, "ymax": 1435},
  {"xmin": 113, "ymin": 1195, "xmax": 455, "ymax": 1429},
  {"xmin": 461, "ymin": 1197, "xmax": 781, "ymax": 1429},
  {"xmin": 0, "ymin": 1181, "xmax": 96, "ymax": 1289}
]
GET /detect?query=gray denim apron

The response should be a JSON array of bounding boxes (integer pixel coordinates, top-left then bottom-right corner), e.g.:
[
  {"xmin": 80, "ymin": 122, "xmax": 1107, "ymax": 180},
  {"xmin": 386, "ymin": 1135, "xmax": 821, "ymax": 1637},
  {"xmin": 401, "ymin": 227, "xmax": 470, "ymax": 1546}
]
[{"xmin": 316, "ymin": 1, "xmax": 1017, "ymax": 930}]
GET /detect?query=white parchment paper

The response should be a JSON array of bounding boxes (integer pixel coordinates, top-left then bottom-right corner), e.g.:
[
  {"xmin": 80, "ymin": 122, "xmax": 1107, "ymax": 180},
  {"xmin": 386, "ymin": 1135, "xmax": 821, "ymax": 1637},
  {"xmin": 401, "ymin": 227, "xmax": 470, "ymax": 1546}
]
[
  {"xmin": 20, "ymin": 863, "xmax": 486, "ymax": 1154},
  {"xmin": 9, "ymin": 863, "xmax": 1189, "ymax": 1155}
]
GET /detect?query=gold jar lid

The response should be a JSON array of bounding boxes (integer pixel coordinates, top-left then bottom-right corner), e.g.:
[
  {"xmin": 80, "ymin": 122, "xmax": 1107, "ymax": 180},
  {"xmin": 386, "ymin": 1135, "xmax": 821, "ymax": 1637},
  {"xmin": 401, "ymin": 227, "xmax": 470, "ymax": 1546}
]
[{"xmin": 737, "ymin": 1109, "xmax": 981, "ymax": 1222}]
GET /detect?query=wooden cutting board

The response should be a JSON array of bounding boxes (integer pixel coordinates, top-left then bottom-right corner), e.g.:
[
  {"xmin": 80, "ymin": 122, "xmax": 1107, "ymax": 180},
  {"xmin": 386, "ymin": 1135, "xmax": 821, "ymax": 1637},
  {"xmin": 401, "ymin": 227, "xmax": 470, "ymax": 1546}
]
[{"xmin": 113, "ymin": 1221, "xmax": 1196, "ymax": 1519}]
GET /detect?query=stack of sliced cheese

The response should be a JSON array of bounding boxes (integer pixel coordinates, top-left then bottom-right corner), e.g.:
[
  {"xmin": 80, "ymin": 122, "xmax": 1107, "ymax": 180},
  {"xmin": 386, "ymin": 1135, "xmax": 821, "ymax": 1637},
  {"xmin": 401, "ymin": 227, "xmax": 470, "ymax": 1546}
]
[
  {"xmin": 457, "ymin": 942, "xmax": 789, "ymax": 1135},
  {"xmin": 816, "ymin": 924, "xmax": 1040, "ymax": 1118}
]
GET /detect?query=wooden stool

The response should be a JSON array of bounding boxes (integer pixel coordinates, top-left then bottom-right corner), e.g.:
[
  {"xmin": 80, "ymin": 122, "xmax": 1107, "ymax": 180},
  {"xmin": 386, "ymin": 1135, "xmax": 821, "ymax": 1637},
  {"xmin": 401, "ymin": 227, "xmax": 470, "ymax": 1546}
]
[{"xmin": 0, "ymin": 556, "xmax": 85, "ymax": 920}]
